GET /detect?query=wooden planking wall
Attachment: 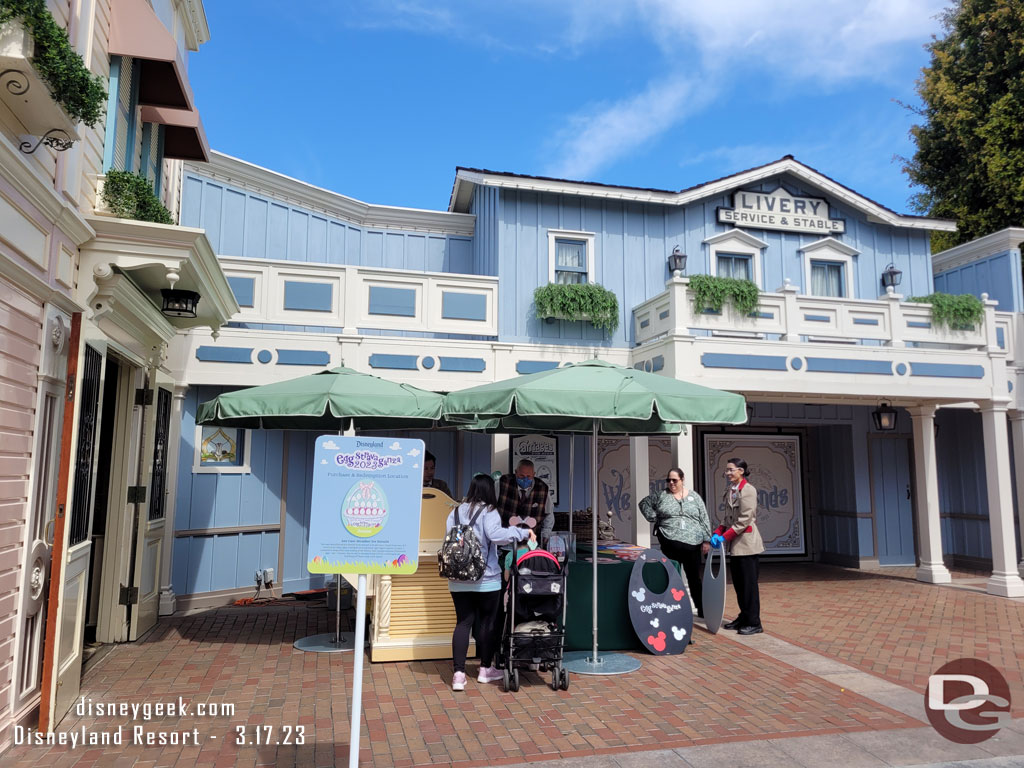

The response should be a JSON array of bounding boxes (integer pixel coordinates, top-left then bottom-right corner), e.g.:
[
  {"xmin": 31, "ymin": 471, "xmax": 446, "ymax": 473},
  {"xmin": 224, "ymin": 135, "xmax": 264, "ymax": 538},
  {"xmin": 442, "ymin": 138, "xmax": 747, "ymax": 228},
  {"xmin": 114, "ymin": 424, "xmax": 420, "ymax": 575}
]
[
  {"xmin": 179, "ymin": 173, "xmax": 473, "ymax": 271},
  {"xmin": 0, "ymin": 278, "xmax": 42, "ymax": 747},
  {"xmin": 492, "ymin": 174, "xmax": 934, "ymax": 346},
  {"xmin": 936, "ymin": 408, "xmax": 993, "ymax": 561},
  {"xmin": 934, "ymin": 249, "xmax": 1024, "ymax": 313},
  {"xmin": 171, "ymin": 387, "xmax": 283, "ymax": 596}
]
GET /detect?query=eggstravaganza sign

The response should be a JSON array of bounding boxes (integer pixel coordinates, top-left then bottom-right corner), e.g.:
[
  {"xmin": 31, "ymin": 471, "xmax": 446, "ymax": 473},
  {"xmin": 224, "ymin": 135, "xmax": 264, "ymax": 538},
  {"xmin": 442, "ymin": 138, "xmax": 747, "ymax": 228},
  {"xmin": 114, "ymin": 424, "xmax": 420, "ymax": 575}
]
[
  {"xmin": 308, "ymin": 436, "xmax": 424, "ymax": 574},
  {"xmin": 717, "ymin": 187, "xmax": 845, "ymax": 235}
]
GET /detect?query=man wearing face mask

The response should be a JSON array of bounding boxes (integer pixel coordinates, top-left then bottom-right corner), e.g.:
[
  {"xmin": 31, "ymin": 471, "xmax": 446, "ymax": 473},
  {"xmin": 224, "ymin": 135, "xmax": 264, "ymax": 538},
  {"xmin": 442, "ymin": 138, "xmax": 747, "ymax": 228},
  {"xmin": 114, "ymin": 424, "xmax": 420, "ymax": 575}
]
[{"xmin": 496, "ymin": 459, "xmax": 554, "ymax": 542}]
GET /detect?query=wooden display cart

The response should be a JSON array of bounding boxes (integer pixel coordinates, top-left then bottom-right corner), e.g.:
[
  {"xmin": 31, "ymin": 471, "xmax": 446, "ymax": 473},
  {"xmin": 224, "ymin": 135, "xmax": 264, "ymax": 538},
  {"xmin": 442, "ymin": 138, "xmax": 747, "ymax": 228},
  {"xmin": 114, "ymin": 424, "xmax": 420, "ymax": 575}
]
[{"xmin": 367, "ymin": 488, "xmax": 469, "ymax": 662}]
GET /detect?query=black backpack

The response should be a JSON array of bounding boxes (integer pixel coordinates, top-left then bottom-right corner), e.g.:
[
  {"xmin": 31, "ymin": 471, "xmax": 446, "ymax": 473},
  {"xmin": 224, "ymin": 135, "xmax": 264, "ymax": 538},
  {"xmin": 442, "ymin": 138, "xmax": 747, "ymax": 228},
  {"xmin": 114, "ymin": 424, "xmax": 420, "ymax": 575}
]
[{"xmin": 438, "ymin": 504, "xmax": 487, "ymax": 580}]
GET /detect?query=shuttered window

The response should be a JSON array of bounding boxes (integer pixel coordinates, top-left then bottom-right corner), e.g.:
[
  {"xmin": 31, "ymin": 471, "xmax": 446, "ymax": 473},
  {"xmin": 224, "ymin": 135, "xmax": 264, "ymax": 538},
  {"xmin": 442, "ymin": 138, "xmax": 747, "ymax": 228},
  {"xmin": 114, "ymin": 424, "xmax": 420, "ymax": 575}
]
[
  {"xmin": 104, "ymin": 55, "xmax": 139, "ymax": 172},
  {"xmin": 140, "ymin": 121, "xmax": 164, "ymax": 193}
]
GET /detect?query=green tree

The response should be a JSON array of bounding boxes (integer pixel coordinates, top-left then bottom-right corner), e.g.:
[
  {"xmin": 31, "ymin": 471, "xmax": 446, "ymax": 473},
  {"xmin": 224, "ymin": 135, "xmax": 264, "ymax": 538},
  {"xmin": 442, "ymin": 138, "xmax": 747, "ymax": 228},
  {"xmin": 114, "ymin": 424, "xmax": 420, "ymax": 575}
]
[{"xmin": 902, "ymin": 0, "xmax": 1024, "ymax": 251}]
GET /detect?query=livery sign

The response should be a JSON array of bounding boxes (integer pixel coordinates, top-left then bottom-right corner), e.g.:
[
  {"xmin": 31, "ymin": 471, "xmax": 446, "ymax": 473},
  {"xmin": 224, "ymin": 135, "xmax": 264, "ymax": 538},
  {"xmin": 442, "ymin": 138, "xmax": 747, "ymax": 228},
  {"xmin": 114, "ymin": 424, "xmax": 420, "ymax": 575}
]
[{"xmin": 718, "ymin": 187, "xmax": 845, "ymax": 235}]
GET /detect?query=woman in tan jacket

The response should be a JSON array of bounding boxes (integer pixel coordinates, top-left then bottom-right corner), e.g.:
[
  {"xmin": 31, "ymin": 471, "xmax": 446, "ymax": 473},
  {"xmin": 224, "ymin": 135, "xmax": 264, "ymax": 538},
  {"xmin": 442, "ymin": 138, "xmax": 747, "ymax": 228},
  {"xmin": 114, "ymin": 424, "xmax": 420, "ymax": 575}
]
[{"xmin": 710, "ymin": 457, "xmax": 764, "ymax": 635}]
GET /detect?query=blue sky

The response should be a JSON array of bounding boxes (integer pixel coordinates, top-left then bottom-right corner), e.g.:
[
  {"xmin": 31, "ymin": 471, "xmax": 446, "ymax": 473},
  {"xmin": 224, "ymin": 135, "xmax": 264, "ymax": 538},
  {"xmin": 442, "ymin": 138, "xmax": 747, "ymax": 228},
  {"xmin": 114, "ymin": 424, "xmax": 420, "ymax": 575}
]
[{"xmin": 189, "ymin": 0, "xmax": 950, "ymax": 214}]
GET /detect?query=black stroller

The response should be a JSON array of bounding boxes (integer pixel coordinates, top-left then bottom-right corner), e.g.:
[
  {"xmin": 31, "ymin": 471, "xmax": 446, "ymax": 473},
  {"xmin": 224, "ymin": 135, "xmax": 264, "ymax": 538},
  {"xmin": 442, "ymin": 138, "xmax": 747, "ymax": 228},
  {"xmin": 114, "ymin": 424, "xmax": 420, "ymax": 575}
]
[{"xmin": 498, "ymin": 548, "xmax": 569, "ymax": 691}]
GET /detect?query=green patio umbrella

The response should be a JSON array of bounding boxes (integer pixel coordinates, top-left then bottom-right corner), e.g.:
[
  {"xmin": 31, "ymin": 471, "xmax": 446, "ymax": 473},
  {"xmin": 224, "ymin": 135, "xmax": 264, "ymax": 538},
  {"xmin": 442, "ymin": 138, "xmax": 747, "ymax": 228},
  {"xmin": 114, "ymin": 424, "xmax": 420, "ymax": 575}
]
[
  {"xmin": 444, "ymin": 358, "xmax": 746, "ymax": 429},
  {"xmin": 196, "ymin": 366, "xmax": 446, "ymax": 656},
  {"xmin": 195, "ymin": 366, "xmax": 444, "ymax": 431},
  {"xmin": 443, "ymin": 358, "xmax": 746, "ymax": 676}
]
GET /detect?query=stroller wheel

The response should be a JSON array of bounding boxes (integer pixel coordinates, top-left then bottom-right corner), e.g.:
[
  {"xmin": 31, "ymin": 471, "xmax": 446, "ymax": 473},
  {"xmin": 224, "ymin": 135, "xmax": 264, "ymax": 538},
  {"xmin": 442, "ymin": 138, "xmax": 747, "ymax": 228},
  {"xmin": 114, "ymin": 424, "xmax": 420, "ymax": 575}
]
[
  {"xmin": 559, "ymin": 668, "xmax": 570, "ymax": 691},
  {"xmin": 550, "ymin": 667, "xmax": 559, "ymax": 691},
  {"xmin": 502, "ymin": 668, "xmax": 511, "ymax": 693},
  {"xmin": 510, "ymin": 668, "xmax": 520, "ymax": 692}
]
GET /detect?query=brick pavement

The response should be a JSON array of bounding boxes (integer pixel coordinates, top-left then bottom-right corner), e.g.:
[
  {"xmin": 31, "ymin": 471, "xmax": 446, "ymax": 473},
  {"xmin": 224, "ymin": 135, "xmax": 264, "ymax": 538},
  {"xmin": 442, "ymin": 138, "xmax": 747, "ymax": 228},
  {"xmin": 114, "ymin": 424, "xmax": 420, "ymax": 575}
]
[
  {"xmin": 4, "ymin": 562, "xmax": 1023, "ymax": 768},
  {"xmin": 740, "ymin": 564, "xmax": 1024, "ymax": 716}
]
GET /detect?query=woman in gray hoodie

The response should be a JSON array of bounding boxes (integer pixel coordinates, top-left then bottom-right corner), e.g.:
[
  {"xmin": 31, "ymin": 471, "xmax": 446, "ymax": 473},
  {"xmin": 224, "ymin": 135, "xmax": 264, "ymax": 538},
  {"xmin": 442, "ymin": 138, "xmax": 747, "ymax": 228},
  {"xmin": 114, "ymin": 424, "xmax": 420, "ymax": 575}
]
[{"xmin": 446, "ymin": 473, "xmax": 535, "ymax": 691}]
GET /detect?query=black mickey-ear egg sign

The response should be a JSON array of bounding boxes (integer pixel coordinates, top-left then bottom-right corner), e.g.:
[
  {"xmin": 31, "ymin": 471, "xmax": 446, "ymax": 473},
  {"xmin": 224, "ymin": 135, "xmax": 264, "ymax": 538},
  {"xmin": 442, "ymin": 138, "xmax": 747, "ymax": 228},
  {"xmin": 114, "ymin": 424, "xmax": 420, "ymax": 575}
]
[{"xmin": 627, "ymin": 548, "xmax": 693, "ymax": 655}]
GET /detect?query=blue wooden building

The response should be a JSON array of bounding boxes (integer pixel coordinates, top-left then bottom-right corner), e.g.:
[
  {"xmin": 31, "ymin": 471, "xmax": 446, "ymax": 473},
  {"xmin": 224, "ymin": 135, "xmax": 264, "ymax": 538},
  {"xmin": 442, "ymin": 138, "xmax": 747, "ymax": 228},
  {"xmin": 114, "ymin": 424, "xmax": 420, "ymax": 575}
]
[{"xmin": 162, "ymin": 153, "xmax": 1024, "ymax": 613}]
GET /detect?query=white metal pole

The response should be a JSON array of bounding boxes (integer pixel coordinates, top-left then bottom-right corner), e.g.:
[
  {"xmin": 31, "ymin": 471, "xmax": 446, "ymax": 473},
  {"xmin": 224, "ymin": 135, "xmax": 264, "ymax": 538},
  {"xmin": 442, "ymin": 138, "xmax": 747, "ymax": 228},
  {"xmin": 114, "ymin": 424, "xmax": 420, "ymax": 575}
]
[
  {"xmin": 591, "ymin": 422, "xmax": 599, "ymax": 662},
  {"xmin": 335, "ymin": 581, "xmax": 342, "ymax": 644},
  {"xmin": 348, "ymin": 572, "xmax": 367, "ymax": 768}
]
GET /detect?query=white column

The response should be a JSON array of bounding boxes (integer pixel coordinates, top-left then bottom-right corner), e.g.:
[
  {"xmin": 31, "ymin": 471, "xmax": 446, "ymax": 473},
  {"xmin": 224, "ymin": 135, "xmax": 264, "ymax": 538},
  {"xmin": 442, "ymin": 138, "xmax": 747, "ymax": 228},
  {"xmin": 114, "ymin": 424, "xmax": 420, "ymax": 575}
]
[
  {"xmin": 629, "ymin": 436, "xmax": 651, "ymax": 547},
  {"xmin": 980, "ymin": 403, "xmax": 1024, "ymax": 597},
  {"xmin": 159, "ymin": 385, "xmax": 188, "ymax": 615},
  {"xmin": 881, "ymin": 286, "xmax": 905, "ymax": 348},
  {"xmin": 671, "ymin": 428, "xmax": 694, "ymax": 485},
  {"xmin": 1009, "ymin": 412, "xmax": 1024, "ymax": 578},
  {"xmin": 491, "ymin": 434, "xmax": 510, "ymax": 476},
  {"xmin": 779, "ymin": 279, "xmax": 800, "ymax": 343},
  {"xmin": 908, "ymin": 405, "xmax": 951, "ymax": 584}
]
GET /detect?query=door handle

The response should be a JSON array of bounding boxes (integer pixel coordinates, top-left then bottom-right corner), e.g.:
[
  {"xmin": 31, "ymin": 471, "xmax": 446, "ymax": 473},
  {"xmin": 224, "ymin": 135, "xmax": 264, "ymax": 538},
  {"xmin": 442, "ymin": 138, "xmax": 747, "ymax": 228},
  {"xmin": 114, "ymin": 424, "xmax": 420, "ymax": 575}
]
[
  {"xmin": 906, "ymin": 485, "xmax": 911, "ymax": 500},
  {"xmin": 44, "ymin": 518, "xmax": 56, "ymax": 547}
]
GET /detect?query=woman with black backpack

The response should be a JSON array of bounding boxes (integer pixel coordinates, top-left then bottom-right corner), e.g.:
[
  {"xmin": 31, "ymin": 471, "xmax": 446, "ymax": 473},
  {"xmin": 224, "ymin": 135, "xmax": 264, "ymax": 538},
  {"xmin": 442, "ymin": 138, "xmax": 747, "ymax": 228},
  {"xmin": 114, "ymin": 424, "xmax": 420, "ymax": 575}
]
[{"xmin": 443, "ymin": 473, "xmax": 536, "ymax": 692}]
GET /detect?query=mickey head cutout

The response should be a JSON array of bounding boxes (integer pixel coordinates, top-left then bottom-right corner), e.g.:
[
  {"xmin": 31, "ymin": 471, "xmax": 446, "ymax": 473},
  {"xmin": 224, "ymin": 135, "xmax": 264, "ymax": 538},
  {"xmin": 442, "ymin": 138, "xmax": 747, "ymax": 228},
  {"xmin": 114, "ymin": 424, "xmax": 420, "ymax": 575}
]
[{"xmin": 627, "ymin": 547, "xmax": 693, "ymax": 656}]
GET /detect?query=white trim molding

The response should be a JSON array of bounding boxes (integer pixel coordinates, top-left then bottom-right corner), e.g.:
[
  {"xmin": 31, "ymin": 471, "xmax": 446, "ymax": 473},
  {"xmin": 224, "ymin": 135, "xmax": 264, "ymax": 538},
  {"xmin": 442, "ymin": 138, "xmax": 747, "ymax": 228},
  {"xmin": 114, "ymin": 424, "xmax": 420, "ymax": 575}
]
[
  {"xmin": 547, "ymin": 229, "xmax": 596, "ymax": 285},
  {"xmin": 932, "ymin": 227, "xmax": 1024, "ymax": 272},
  {"xmin": 704, "ymin": 229, "xmax": 768, "ymax": 288},
  {"xmin": 800, "ymin": 237, "xmax": 860, "ymax": 299}
]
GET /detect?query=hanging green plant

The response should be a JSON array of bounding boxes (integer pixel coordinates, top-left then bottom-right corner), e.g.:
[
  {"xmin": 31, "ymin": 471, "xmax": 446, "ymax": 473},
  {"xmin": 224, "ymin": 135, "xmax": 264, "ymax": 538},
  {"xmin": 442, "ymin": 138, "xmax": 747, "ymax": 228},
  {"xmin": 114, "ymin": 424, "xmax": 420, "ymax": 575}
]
[
  {"xmin": 907, "ymin": 293, "xmax": 984, "ymax": 330},
  {"xmin": 102, "ymin": 171, "xmax": 174, "ymax": 225},
  {"xmin": 688, "ymin": 274, "xmax": 761, "ymax": 316},
  {"xmin": 0, "ymin": 0, "xmax": 107, "ymax": 126},
  {"xmin": 533, "ymin": 282, "xmax": 619, "ymax": 333}
]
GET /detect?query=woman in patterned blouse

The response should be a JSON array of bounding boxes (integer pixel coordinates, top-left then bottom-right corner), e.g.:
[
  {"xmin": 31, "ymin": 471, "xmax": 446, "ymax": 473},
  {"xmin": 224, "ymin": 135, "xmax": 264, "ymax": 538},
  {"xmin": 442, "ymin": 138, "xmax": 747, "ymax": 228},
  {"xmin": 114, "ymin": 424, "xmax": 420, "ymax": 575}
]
[{"xmin": 638, "ymin": 468, "xmax": 712, "ymax": 618}]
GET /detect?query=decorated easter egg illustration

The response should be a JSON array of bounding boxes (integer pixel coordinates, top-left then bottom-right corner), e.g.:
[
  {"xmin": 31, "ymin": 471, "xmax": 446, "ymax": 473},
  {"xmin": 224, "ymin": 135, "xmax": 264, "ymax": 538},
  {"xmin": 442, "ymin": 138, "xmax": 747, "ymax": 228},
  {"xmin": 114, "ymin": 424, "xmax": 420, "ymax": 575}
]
[{"xmin": 342, "ymin": 480, "xmax": 390, "ymax": 537}]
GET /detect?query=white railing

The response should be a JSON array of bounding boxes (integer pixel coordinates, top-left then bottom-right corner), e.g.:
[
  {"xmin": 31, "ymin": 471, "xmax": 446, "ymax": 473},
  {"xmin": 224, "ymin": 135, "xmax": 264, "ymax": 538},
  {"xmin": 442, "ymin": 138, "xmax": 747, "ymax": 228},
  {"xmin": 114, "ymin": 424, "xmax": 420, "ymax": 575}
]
[
  {"xmin": 634, "ymin": 277, "xmax": 1007, "ymax": 355},
  {"xmin": 219, "ymin": 256, "xmax": 499, "ymax": 336}
]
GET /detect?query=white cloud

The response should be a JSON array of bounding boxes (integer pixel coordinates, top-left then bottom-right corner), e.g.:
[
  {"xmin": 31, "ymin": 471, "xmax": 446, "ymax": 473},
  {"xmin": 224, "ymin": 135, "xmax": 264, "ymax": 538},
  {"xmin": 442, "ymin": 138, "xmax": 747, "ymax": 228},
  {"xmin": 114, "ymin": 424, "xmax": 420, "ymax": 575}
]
[
  {"xmin": 407, "ymin": 447, "xmax": 421, "ymax": 456},
  {"xmin": 389, "ymin": 441, "xmax": 402, "ymax": 450},
  {"xmin": 321, "ymin": 459, "xmax": 328, "ymax": 464},
  {"xmin": 543, "ymin": 0, "xmax": 945, "ymax": 178},
  {"xmin": 322, "ymin": 440, "xmax": 340, "ymax": 450},
  {"xmin": 548, "ymin": 76, "xmax": 707, "ymax": 180}
]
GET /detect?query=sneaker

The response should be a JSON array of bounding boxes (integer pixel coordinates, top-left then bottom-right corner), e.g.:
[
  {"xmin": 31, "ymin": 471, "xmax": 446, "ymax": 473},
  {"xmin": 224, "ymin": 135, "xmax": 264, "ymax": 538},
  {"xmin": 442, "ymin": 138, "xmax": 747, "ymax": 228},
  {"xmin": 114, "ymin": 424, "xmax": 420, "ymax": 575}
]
[
  {"xmin": 477, "ymin": 666, "xmax": 503, "ymax": 684},
  {"xmin": 452, "ymin": 671, "xmax": 467, "ymax": 691}
]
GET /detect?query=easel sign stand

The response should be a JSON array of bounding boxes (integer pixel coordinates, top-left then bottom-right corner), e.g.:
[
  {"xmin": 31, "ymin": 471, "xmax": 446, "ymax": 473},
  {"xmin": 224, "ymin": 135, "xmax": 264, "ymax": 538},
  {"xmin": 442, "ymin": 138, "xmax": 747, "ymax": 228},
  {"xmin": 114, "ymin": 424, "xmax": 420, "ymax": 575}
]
[{"xmin": 302, "ymin": 435, "xmax": 424, "ymax": 768}]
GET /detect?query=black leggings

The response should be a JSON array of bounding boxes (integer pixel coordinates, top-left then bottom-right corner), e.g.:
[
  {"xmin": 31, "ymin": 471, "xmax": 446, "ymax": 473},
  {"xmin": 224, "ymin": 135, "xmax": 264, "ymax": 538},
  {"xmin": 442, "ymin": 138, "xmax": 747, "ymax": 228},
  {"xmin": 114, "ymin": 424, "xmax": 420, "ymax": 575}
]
[
  {"xmin": 450, "ymin": 590, "xmax": 501, "ymax": 672},
  {"xmin": 657, "ymin": 536, "xmax": 704, "ymax": 616}
]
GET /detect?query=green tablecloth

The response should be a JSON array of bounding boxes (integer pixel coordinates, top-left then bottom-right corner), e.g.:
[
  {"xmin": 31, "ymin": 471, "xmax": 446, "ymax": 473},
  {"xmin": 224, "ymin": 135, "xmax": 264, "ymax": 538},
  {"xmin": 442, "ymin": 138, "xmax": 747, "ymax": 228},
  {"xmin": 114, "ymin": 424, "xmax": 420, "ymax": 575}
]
[{"xmin": 564, "ymin": 544, "xmax": 680, "ymax": 651}]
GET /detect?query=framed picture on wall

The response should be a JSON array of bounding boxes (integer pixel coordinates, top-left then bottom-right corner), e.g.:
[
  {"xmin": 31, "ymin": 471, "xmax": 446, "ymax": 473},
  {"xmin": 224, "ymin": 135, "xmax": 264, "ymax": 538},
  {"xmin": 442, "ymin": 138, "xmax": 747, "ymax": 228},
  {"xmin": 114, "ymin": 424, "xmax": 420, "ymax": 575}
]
[
  {"xmin": 703, "ymin": 434, "xmax": 805, "ymax": 555},
  {"xmin": 511, "ymin": 434, "xmax": 558, "ymax": 505}
]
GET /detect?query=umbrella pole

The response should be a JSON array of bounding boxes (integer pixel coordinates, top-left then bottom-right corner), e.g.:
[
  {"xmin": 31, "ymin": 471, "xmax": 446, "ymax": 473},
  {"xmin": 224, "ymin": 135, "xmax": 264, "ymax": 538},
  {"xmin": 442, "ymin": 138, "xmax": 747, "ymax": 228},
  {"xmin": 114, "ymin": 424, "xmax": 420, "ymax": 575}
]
[
  {"xmin": 591, "ymin": 422, "xmax": 599, "ymax": 663},
  {"xmin": 563, "ymin": 422, "xmax": 640, "ymax": 676}
]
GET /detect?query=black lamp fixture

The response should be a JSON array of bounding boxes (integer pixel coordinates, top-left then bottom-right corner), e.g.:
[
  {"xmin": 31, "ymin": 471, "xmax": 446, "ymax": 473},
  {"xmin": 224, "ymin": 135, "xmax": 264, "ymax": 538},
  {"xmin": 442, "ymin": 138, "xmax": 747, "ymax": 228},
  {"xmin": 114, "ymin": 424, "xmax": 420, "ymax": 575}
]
[
  {"xmin": 161, "ymin": 288, "xmax": 200, "ymax": 318},
  {"xmin": 668, "ymin": 245, "xmax": 687, "ymax": 275},
  {"xmin": 881, "ymin": 262, "xmax": 903, "ymax": 291},
  {"xmin": 871, "ymin": 401, "xmax": 898, "ymax": 431}
]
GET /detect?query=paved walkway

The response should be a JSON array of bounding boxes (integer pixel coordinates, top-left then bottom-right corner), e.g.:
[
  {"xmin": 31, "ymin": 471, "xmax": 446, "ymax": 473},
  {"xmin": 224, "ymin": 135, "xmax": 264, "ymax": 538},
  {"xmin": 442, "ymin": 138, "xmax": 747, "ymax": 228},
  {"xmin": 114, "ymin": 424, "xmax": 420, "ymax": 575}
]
[{"xmin": 4, "ymin": 564, "xmax": 1023, "ymax": 767}]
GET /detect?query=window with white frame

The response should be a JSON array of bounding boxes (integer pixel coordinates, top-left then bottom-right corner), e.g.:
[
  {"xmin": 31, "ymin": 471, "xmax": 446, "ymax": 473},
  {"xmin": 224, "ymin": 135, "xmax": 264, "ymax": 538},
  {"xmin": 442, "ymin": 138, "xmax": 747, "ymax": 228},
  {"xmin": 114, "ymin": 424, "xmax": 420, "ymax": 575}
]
[
  {"xmin": 717, "ymin": 253, "xmax": 753, "ymax": 281},
  {"xmin": 547, "ymin": 230, "xmax": 595, "ymax": 284},
  {"xmin": 193, "ymin": 425, "xmax": 252, "ymax": 474},
  {"xmin": 704, "ymin": 229, "xmax": 768, "ymax": 287},
  {"xmin": 800, "ymin": 238, "xmax": 859, "ymax": 298},
  {"xmin": 810, "ymin": 260, "xmax": 845, "ymax": 297}
]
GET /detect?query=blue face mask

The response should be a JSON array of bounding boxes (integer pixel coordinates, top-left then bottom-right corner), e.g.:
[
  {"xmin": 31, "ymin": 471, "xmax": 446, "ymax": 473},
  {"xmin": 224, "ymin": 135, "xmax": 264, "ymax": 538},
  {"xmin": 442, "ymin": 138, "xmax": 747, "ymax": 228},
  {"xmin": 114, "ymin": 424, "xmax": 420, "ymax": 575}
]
[{"xmin": 516, "ymin": 476, "xmax": 533, "ymax": 490}]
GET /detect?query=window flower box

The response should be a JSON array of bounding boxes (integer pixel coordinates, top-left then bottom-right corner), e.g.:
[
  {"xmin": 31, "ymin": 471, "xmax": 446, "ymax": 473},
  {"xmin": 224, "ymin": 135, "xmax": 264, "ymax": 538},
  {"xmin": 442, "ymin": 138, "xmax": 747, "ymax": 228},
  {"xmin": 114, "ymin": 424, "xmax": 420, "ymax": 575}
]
[{"xmin": 0, "ymin": 19, "xmax": 79, "ymax": 146}]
